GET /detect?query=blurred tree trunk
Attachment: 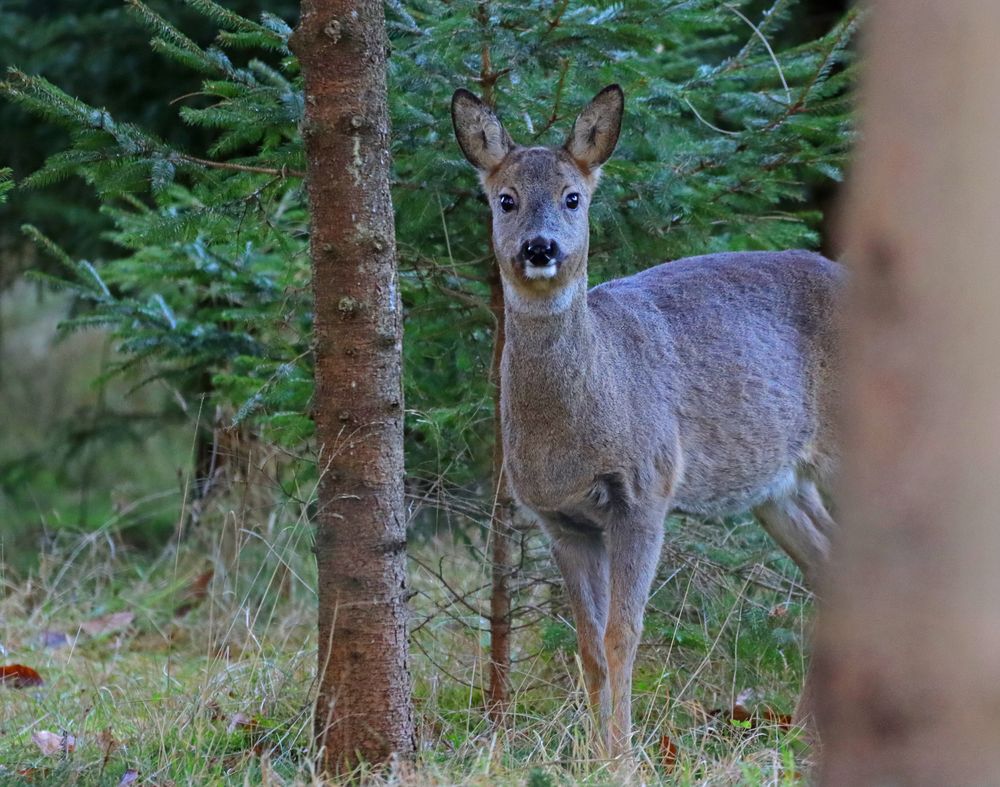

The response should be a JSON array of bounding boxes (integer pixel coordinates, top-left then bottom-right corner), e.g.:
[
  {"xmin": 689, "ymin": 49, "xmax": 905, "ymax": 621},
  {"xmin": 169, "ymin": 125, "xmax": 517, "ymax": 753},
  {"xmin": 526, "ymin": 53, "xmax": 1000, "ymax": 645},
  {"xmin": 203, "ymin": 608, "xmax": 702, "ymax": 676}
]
[
  {"xmin": 292, "ymin": 0, "xmax": 414, "ymax": 773},
  {"xmin": 815, "ymin": 2, "xmax": 1000, "ymax": 783}
]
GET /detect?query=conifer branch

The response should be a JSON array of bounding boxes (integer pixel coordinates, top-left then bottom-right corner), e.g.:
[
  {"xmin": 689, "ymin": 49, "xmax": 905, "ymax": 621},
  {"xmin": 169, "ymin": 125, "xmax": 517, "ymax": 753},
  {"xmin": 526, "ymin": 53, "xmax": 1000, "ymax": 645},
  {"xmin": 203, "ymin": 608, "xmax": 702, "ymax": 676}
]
[
  {"xmin": 533, "ymin": 59, "xmax": 570, "ymax": 141},
  {"xmin": 172, "ymin": 153, "xmax": 304, "ymax": 179},
  {"xmin": 762, "ymin": 9, "xmax": 858, "ymax": 132}
]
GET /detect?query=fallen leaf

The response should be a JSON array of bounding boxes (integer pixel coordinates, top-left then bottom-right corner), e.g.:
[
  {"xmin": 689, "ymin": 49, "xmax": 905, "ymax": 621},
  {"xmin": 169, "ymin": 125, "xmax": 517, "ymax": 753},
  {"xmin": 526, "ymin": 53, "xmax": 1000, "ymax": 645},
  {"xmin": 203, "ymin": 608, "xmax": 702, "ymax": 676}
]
[
  {"xmin": 729, "ymin": 703, "xmax": 752, "ymax": 722},
  {"xmin": 769, "ymin": 603, "xmax": 789, "ymax": 618},
  {"xmin": 0, "ymin": 664, "xmax": 44, "ymax": 688},
  {"xmin": 80, "ymin": 611, "xmax": 135, "ymax": 637},
  {"xmin": 659, "ymin": 734, "xmax": 678, "ymax": 772},
  {"xmin": 118, "ymin": 768, "xmax": 140, "ymax": 786},
  {"xmin": 709, "ymin": 688, "xmax": 755, "ymax": 725},
  {"xmin": 39, "ymin": 630, "xmax": 70, "ymax": 649},
  {"xmin": 226, "ymin": 712, "xmax": 259, "ymax": 734},
  {"xmin": 174, "ymin": 568, "xmax": 214, "ymax": 617},
  {"xmin": 98, "ymin": 727, "xmax": 119, "ymax": 763},
  {"xmin": 709, "ymin": 702, "xmax": 795, "ymax": 733},
  {"xmin": 761, "ymin": 707, "xmax": 794, "ymax": 730},
  {"xmin": 31, "ymin": 730, "xmax": 75, "ymax": 756},
  {"xmin": 226, "ymin": 712, "xmax": 270, "ymax": 755}
]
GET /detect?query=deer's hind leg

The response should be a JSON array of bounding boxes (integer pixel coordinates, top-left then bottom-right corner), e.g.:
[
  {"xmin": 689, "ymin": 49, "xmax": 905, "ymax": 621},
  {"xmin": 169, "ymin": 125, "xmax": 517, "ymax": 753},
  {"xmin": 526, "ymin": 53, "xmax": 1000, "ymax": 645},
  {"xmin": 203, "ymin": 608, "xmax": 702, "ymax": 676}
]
[
  {"xmin": 753, "ymin": 479, "xmax": 832, "ymax": 590},
  {"xmin": 545, "ymin": 514, "xmax": 612, "ymax": 747},
  {"xmin": 795, "ymin": 478, "xmax": 837, "ymax": 540},
  {"xmin": 754, "ymin": 475, "xmax": 838, "ymax": 733}
]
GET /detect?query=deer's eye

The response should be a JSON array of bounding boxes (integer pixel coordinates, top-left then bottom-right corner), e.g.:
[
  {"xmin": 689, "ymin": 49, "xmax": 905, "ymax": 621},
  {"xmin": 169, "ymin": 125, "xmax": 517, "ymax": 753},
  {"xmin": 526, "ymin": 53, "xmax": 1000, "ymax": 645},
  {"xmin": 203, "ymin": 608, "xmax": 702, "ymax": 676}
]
[
  {"xmin": 565, "ymin": 193, "xmax": 580, "ymax": 210},
  {"xmin": 498, "ymin": 194, "xmax": 516, "ymax": 213}
]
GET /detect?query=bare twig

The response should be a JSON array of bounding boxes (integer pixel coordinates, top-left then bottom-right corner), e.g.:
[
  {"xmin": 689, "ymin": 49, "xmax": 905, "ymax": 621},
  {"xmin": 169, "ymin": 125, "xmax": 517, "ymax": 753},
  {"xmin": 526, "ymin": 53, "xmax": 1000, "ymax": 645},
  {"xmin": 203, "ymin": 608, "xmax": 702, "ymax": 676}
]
[{"xmin": 173, "ymin": 153, "xmax": 305, "ymax": 179}]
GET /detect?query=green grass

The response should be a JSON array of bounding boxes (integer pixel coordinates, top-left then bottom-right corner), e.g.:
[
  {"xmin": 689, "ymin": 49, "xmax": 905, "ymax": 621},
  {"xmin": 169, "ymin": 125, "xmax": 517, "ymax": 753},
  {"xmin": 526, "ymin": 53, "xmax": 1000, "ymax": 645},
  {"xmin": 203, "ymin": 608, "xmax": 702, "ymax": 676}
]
[{"xmin": 0, "ymin": 488, "xmax": 815, "ymax": 785}]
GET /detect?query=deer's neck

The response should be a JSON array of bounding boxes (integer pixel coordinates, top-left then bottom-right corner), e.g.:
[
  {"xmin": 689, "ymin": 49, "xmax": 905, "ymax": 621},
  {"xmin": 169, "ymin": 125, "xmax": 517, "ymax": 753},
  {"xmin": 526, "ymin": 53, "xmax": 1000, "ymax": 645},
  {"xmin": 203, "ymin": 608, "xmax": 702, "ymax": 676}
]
[{"xmin": 502, "ymin": 276, "xmax": 596, "ymax": 405}]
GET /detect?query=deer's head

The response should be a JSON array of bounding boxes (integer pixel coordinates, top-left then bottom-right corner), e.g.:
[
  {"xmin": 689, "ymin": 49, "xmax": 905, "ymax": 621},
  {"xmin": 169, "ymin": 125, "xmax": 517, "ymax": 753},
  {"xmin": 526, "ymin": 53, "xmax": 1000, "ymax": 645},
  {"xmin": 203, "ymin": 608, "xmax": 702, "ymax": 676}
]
[{"xmin": 452, "ymin": 86, "xmax": 623, "ymax": 301}]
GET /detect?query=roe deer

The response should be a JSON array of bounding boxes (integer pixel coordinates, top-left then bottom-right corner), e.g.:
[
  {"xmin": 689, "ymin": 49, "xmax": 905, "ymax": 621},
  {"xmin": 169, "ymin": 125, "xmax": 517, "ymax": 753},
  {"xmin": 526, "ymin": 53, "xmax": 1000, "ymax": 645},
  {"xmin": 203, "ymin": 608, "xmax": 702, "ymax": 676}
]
[{"xmin": 452, "ymin": 84, "xmax": 841, "ymax": 756}]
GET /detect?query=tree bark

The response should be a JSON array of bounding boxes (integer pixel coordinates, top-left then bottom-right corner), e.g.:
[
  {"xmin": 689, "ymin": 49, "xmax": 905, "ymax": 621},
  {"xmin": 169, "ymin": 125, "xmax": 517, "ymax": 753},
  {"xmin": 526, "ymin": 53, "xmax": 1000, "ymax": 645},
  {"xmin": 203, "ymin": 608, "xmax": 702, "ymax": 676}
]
[
  {"xmin": 292, "ymin": 0, "xmax": 414, "ymax": 773},
  {"xmin": 486, "ymin": 253, "xmax": 514, "ymax": 723},
  {"xmin": 815, "ymin": 2, "xmax": 1000, "ymax": 783}
]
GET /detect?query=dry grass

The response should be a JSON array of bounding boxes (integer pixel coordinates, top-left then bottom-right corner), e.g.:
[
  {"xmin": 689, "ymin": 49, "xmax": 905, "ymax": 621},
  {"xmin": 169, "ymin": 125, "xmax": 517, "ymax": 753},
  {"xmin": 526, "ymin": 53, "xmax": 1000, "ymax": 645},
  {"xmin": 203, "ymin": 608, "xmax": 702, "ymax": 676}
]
[{"xmin": 0, "ymin": 460, "xmax": 814, "ymax": 785}]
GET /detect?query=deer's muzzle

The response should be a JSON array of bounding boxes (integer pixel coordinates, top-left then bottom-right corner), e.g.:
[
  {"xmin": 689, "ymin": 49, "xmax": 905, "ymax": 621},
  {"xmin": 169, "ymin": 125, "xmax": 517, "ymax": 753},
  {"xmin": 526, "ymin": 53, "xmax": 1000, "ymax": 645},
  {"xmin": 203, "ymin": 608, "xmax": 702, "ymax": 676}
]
[{"xmin": 521, "ymin": 237, "xmax": 561, "ymax": 267}]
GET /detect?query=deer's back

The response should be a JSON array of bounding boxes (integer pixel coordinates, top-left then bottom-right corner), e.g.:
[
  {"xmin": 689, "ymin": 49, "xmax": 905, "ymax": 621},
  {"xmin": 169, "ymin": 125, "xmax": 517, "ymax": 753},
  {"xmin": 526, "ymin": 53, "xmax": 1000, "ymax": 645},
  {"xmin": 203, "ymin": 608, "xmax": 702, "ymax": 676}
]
[{"xmin": 590, "ymin": 250, "xmax": 843, "ymax": 515}]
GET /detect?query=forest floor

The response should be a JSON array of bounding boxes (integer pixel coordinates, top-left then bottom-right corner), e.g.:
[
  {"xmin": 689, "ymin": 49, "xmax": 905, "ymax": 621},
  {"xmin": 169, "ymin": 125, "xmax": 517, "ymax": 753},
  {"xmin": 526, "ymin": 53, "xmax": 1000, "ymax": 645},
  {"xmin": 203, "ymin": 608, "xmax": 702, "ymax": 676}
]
[{"xmin": 0, "ymin": 497, "xmax": 813, "ymax": 786}]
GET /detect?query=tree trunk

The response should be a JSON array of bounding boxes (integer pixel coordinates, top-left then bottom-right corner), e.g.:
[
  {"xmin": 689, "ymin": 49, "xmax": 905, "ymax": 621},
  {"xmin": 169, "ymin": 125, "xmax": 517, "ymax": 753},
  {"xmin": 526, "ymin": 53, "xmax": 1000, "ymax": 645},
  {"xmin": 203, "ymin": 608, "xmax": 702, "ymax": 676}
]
[
  {"xmin": 815, "ymin": 2, "xmax": 1000, "ymax": 783},
  {"xmin": 486, "ymin": 254, "xmax": 514, "ymax": 723},
  {"xmin": 292, "ymin": 0, "xmax": 414, "ymax": 773}
]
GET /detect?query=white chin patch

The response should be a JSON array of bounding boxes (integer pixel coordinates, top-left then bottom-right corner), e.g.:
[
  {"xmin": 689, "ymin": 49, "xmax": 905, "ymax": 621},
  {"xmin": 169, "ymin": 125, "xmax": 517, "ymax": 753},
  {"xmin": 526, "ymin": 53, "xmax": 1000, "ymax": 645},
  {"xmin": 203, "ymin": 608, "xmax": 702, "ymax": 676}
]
[{"xmin": 523, "ymin": 263, "xmax": 558, "ymax": 280}]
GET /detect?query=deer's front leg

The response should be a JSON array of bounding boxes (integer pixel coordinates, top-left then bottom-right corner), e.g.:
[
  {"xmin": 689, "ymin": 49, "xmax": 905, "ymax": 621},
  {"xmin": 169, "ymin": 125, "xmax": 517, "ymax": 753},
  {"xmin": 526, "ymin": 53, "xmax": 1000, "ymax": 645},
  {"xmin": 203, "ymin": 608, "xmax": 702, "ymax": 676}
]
[
  {"xmin": 546, "ymin": 516, "xmax": 612, "ymax": 750},
  {"xmin": 604, "ymin": 506, "xmax": 666, "ymax": 756}
]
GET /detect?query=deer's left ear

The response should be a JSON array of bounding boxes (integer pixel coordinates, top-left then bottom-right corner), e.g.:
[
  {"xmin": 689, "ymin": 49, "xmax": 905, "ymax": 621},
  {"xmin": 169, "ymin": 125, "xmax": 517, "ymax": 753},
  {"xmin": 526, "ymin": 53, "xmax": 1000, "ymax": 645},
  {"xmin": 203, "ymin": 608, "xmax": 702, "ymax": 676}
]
[{"xmin": 564, "ymin": 84, "xmax": 624, "ymax": 172}]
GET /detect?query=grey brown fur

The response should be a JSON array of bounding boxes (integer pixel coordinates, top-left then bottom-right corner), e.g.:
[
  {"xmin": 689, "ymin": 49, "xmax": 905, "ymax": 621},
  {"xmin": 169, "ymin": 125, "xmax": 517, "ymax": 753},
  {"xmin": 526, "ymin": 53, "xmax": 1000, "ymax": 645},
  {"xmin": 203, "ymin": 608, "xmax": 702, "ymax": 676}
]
[{"xmin": 452, "ymin": 85, "xmax": 841, "ymax": 757}]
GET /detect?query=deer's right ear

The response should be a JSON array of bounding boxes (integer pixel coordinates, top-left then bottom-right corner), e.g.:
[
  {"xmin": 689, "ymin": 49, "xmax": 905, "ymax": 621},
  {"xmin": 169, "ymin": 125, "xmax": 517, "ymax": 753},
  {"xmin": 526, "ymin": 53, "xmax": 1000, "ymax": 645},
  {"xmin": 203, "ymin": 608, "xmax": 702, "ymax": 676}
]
[{"xmin": 451, "ymin": 89, "xmax": 514, "ymax": 173}]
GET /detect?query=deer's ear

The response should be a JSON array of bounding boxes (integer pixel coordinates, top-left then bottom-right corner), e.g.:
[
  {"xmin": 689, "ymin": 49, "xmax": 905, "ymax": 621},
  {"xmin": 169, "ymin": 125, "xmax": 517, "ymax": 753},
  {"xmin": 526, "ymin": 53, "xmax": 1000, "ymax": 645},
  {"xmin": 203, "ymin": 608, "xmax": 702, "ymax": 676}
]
[
  {"xmin": 564, "ymin": 85, "xmax": 624, "ymax": 172},
  {"xmin": 452, "ymin": 89, "xmax": 514, "ymax": 173}
]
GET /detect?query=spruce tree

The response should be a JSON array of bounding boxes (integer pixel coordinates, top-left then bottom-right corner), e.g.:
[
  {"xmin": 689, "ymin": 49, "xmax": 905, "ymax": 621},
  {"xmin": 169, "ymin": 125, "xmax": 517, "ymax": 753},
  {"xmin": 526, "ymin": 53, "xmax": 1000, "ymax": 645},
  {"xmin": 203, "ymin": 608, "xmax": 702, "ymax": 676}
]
[
  {"xmin": 2, "ymin": 0, "xmax": 855, "ymax": 480},
  {"xmin": 1, "ymin": 0, "xmax": 856, "ymax": 733}
]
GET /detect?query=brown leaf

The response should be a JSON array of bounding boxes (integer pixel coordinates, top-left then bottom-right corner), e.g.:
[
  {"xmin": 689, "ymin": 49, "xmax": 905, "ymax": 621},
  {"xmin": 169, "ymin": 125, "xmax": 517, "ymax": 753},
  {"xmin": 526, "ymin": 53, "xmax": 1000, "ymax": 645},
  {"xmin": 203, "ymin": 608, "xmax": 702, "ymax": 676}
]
[
  {"xmin": 707, "ymin": 704, "xmax": 753, "ymax": 731},
  {"xmin": 174, "ymin": 568, "xmax": 214, "ymax": 617},
  {"xmin": 659, "ymin": 734, "xmax": 678, "ymax": 772},
  {"xmin": 31, "ymin": 730, "xmax": 75, "ymax": 756},
  {"xmin": 98, "ymin": 727, "xmax": 119, "ymax": 764},
  {"xmin": 709, "ymin": 701, "xmax": 795, "ymax": 733},
  {"xmin": 709, "ymin": 689, "xmax": 755, "ymax": 725},
  {"xmin": 761, "ymin": 707, "xmax": 794, "ymax": 730},
  {"xmin": 0, "ymin": 664, "xmax": 44, "ymax": 688},
  {"xmin": 80, "ymin": 611, "xmax": 135, "ymax": 637},
  {"xmin": 729, "ymin": 702, "xmax": 752, "ymax": 722},
  {"xmin": 118, "ymin": 768, "xmax": 140, "ymax": 786}
]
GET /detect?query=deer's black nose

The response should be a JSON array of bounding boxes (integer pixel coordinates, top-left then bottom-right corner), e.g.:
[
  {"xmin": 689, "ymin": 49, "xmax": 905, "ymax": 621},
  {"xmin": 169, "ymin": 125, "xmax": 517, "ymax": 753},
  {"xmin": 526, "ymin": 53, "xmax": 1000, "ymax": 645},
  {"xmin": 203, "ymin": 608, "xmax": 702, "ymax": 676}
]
[{"xmin": 522, "ymin": 237, "xmax": 559, "ymax": 267}]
